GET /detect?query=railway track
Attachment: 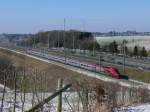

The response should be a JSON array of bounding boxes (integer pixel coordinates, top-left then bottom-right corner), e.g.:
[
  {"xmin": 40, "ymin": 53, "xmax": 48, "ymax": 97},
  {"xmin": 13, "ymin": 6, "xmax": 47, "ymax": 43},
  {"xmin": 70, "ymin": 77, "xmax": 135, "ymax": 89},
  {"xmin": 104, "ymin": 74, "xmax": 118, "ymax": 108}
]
[{"xmin": 0, "ymin": 46, "xmax": 150, "ymax": 90}]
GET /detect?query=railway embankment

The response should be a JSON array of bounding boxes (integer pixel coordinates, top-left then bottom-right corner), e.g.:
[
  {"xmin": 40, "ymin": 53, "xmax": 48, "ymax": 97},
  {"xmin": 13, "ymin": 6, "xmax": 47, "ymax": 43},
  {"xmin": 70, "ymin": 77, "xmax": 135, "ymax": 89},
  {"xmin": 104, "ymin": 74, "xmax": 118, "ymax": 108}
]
[{"xmin": 0, "ymin": 47, "xmax": 150, "ymax": 111}]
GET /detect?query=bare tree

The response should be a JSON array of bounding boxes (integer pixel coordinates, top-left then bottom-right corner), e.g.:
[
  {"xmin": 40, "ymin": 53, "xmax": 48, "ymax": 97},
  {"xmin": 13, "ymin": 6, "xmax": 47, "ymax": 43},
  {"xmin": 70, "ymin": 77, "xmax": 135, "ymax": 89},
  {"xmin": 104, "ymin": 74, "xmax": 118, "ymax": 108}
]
[
  {"xmin": 0, "ymin": 72, "xmax": 6, "ymax": 112},
  {"xmin": 20, "ymin": 68, "xmax": 26, "ymax": 112}
]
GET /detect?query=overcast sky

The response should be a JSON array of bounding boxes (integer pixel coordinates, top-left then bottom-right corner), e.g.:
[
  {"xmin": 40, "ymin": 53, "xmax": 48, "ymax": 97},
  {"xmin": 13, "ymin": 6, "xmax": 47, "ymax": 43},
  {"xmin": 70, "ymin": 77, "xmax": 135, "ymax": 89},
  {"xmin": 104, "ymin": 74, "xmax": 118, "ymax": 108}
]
[{"xmin": 0, "ymin": 0, "xmax": 150, "ymax": 33}]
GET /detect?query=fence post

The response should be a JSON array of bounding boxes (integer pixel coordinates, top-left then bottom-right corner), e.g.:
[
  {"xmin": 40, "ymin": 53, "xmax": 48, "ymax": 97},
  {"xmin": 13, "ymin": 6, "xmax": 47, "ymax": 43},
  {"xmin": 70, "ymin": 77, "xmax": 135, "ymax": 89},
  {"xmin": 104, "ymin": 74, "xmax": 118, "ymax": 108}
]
[
  {"xmin": 26, "ymin": 84, "xmax": 71, "ymax": 112},
  {"xmin": 57, "ymin": 78, "xmax": 63, "ymax": 112}
]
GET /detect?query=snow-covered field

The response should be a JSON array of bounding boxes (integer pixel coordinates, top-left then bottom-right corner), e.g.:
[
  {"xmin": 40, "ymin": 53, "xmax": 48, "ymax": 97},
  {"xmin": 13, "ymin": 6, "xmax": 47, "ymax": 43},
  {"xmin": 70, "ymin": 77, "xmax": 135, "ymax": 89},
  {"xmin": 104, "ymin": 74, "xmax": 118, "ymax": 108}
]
[
  {"xmin": 0, "ymin": 83, "xmax": 150, "ymax": 112},
  {"xmin": 114, "ymin": 104, "xmax": 150, "ymax": 112},
  {"xmin": 0, "ymin": 92, "xmax": 82, "ymax": 112},
  {"xmin": 0, "ymin": 84, "xmax": 10, "ymax": 92},
  {"xmin": 96, "ymin": 36, "xmax": 150, "ymax": 50}
]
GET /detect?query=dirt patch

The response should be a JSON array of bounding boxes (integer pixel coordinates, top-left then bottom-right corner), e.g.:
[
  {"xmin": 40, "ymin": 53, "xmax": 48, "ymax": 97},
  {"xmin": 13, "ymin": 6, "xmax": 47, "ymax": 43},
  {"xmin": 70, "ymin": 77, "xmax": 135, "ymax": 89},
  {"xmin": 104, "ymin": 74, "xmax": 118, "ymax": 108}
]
[{"xmin": 0, "ymin": 49, "xmax": 102, "ymax": 91}]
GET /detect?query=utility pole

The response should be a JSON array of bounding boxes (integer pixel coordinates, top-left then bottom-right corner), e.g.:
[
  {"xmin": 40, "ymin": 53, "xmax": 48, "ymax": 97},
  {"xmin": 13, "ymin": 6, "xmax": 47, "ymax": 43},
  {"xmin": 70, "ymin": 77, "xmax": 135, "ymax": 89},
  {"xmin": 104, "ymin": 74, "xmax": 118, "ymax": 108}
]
[
  {"xmin": 48, "ymin": 33, "xmax": 50, "ymax": 49},
  {"xmin": 99, "ymin": 47, "xmax": 102, "ymax": 72},
  {"xmin": 73, "ymin": 32, "xmax": 75, "ymax": 52},
  {"xmin": 25, "ymin": 36, "xmax": 28, "ymax": 53},
  {"xmin": 79, "ymin": 44, "xmax": 81, "ymax": 54},
  {"xmin": 57, "ymin": 78, "xmax": 63, "ymax": 112},
  {"xmin": 57, "ymin": 31, "xmax": 60, "ymax": 48},
  {"xmin": 33, "ymin": 34, "xmax": 36, "ymax": 49},
  {"xmin": 123, "ymin": 41, "xmax": 126, "ymax": 74},
  {"xmin": 93, "ymin": 37, "xmax": 95, "ymax": 56},
  {"xmin": 64, "ymin": 19, "xmax": 67, "ymax": 63},
  {"xmin": 82, "ymin": 20, "xmax": 85, "ymax": 55},
  {"xmin": 53, "ymin": 40, "xmax": 55, "ymax": 48}
]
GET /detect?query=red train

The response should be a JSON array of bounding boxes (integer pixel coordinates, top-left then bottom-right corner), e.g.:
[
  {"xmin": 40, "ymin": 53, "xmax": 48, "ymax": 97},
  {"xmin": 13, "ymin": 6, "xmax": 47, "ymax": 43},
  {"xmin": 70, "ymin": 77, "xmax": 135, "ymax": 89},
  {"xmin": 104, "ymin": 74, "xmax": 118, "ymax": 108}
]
[
  {"xmin": 95, "ymin": 64, "xmax": 120, "ymax": 79},
  {"xmin": 27, "ymin": 50, "xmax": 122, "ymax": 79}
]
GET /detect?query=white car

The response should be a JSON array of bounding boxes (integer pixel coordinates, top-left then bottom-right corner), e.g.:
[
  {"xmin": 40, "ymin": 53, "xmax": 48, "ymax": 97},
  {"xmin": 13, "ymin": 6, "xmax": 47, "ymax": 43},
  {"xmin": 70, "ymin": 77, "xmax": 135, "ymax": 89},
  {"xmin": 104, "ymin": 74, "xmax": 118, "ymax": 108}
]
[{"xmin": 138, "ymin": 66, "xmax": 143, "ymax": 70}]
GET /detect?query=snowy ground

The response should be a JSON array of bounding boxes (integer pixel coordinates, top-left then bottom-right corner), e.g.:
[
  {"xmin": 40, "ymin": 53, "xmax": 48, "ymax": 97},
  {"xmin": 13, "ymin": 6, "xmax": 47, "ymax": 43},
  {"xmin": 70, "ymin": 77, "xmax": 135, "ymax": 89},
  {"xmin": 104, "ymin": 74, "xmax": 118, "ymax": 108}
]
[
  {"xmin": 0, "ymin": 83, "xmax": 150, "ymax": 112},
  {"xmin": 114, "ymin": 104, "xmax": 150, "ymax": 112},
  {"xmin": 0, "ymin": 91, "xmax": 82, "ymax": 112},
  {"xmin": 96, "ymin": 36, "xmax": 150, "ymax": 50},
  {"xmin": 0, "ymin": 84, "xmax": 10, "ymax": 92}
]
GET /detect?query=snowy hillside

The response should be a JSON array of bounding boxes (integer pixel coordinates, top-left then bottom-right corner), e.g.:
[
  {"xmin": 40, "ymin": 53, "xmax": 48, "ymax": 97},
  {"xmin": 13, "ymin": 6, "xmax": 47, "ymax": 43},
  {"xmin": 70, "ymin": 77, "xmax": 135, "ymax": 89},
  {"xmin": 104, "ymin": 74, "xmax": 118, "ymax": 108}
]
[
  {"xmin": 114, "ymin": 104, "xmax": 150, "ymax": 112},
  {"xmin": 96, "ymin": 36, "xmax": 150, "ymax": 50}
]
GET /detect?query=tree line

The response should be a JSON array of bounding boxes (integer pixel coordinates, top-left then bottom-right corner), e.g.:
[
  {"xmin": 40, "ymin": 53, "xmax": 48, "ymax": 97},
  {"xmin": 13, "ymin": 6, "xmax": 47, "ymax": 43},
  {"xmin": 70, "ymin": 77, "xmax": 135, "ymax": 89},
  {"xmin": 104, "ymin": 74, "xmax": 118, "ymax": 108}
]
[
  {"xmin": 18, "ymin": 30, "xmax": 97, "ymax": 50},
  {"xmin": 103, "ymin": 40, "xmax": 148, "ymax": 57},
  {"xmin": 18, "ymin": 30, "xmax": 148, "ymax": 57}
]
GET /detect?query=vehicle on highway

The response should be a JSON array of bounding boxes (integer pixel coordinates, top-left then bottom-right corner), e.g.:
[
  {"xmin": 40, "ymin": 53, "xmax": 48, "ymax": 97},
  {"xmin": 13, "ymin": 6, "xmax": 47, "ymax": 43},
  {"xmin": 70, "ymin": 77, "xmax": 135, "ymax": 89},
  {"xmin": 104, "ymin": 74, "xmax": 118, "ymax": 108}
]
[{"xmin": 138, "ymin": 66, "xmax": 143, "ymax": 70}]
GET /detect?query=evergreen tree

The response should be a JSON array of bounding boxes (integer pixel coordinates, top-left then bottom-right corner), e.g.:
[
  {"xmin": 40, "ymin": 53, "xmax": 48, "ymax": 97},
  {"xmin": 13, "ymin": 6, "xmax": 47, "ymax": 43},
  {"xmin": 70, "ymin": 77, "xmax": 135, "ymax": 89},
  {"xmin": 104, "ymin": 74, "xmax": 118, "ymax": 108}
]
[
  {"xmin": 88, "ymin": 41, "xmax": 100, "ymax": 51},
  {"xmin": 109, "ymin": 41, "xmax": 118, "ymax": 54},
  {"xmin": 125, "ymin": 46, "xmax": 129, "ymax": 55},
  {"xmin": 133, "ymin": 46, "xmax": 139, "ymax": 56},
  {"xmin": 140, "ymin": 47, "xmax": 148, "ymax": 57}
]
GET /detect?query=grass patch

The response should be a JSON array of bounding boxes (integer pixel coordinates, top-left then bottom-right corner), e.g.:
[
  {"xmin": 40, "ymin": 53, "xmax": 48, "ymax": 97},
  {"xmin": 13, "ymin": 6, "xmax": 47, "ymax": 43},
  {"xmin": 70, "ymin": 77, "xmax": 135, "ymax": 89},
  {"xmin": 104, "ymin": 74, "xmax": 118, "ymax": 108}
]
[
  {"xmin": 148, "ymin": 51, "xmax": 150, "ymax": 56},
  {"xmin": 119, "ymin": 68, "xmax": 150, "ymax": 83}
]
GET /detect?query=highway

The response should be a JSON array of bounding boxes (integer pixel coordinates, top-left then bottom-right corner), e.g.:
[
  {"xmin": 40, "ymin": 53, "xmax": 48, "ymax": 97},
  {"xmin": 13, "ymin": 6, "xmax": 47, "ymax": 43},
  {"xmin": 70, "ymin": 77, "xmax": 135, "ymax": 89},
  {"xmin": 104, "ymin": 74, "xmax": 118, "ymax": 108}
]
[
  {"xmin": 1, "ymin": 43, "xmax": 150, "ymax": 72},
  {"xmin": 28, "ymin": 47, "xmax": 150, "ymax": 72},
  {"xmin": 0, "ymin": 46, "xmax": 150, "ymax": 90},
  {"xmin": 57, "ymin": 49, "xmax": 150, "ymax": 71}
]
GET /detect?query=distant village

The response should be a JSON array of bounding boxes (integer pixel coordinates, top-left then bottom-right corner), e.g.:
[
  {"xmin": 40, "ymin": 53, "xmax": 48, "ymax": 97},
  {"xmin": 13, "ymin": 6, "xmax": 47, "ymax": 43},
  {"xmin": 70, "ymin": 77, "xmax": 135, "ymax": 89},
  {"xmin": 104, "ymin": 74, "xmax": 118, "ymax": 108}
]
[
  {"xmin": 93, "ymin": 31, "xmax": 150, "ymax": 37},
  {"xmin": 0, "ymin": 30, "xmax": 150, "ymax": 45}
]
